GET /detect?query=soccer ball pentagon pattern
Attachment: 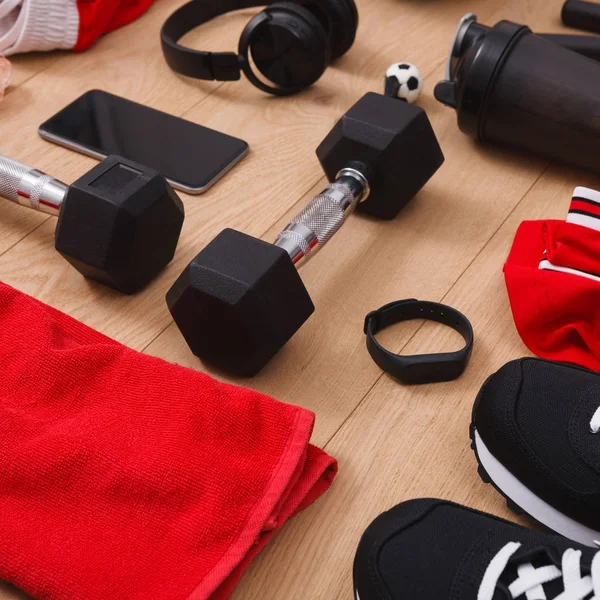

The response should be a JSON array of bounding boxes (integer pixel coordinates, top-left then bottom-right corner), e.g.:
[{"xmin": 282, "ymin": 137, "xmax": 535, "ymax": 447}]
[{"xmin": 384, "ymin": 63, "xmax": 424, "ymax": 104}]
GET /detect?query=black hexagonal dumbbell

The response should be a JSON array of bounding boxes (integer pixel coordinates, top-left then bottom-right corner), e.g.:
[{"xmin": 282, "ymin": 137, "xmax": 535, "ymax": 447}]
[
  {"xmin": 167, "ymin": 92, "xmax": 444, "ymax": 376},
  {"xmin": 0, "ymin": 154, "xmax": 184, "ymax": 293}
]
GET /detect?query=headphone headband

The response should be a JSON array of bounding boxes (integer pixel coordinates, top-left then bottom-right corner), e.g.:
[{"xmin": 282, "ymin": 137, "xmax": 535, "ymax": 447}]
[
  {"xmin": 161, "ymin": 0, "xmax": 265, "ymax": 81},
  {"xmin": 161, "ymin": 0, "xmax": 358, "ymax": 96}
]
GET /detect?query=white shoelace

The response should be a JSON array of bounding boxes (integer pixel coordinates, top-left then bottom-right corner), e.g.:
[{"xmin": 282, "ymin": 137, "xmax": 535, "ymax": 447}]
[
  {"xmin": 478, "ymin": 542, "xmax": 600, "ymax": 600},
  {"xmin": 590, "ymin": 407, "xmax": 600, "ymax": 433}
]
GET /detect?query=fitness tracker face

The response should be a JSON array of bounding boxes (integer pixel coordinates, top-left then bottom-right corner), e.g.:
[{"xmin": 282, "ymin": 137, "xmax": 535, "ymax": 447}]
[{"xmin": 364, "ymin": 299, "xmax": 474, "ymax": 385}]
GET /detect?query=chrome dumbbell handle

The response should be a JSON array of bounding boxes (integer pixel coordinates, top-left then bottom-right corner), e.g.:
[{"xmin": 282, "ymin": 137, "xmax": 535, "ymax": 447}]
[
  {"xmin": 274, "ymin": 167, "xmax": 370, "ymax": 266},
  {"xmin": 0, "ymin": 155, "xmax": 67, "ymax": 216}
]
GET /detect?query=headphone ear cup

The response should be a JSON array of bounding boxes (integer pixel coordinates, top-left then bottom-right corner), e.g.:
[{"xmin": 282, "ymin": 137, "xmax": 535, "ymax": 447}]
[
  {"xmin": 243, "ymin": 1, "xmax": 330, "ymax": 90},
  {"xmin": 316, "ymin": 0, "xmax": 358, "ymax": 59}
]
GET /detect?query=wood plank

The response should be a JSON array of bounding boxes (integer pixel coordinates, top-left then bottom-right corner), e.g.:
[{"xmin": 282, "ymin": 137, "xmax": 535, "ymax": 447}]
[
  {"xmin": 0, "ymin": 0, "xmax": 536, "ymax": 348},
  {"xmin": 0, "ymin": 0, "xmax": 585, "ymax": 599},
  {"xmin": 6, "ymin": 52, "xmax": 58, "ymax": 89},
  {"xmin": 0, "ymin": 0, "xmax": 245, "ymax": 260},
  {"xmin": 143, "ymin": 88, "xmax": 548, "ymax": 442},
  {"xmin": 0, "ymin": 0, "xmax": 246, "ymax": 169},
  {"xmin": 222, "ymin": 2, "xmax": 599, "ymax": 598},
  {"xmin": 227, "ymin": 165, "xmax": 597, "ymax": 600}
]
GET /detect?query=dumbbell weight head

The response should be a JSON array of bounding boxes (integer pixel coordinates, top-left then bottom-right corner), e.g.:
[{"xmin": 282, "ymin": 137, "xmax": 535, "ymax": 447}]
[
  {"xmin": 55, "ymin": 156, "xmax": 185, "ymax": 293},
  {"xmin": 316, "ymin": 92, "xmax": 444, "ymax": 219},
  {"xmin": 166, "ymin": 228, "xmax": 314, "ymax": 376}
]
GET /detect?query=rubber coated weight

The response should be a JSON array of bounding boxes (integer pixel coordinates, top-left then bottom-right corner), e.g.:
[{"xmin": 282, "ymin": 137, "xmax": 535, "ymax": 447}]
[
  {"xmin": 317, "ymin": 93, "xmax": 445, "ymax": 219},
  {"xmin": 55, "ymin": 156, "xmax": 184, "ymax": 294},
  {"xmin": 166, "ymin": 229, "xmax": 314, "ymax": 376}
]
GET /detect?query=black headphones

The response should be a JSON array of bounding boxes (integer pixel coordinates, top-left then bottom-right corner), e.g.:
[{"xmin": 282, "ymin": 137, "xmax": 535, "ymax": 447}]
[{"xmin": 161, "ymin": 0, "xmax": 359, "ymax": 96}]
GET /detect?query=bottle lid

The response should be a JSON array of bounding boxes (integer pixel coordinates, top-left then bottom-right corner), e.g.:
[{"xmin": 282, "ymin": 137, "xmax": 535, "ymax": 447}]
[{"xmin": 435, "ymin": 15, "xmax": 530, "ymax": 139}]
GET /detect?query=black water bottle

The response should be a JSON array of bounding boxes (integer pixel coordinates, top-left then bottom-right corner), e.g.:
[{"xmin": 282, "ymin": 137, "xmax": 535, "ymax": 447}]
[{"xmin": 435, "ymin": 14, "xmax": 600, "ymax": 174}]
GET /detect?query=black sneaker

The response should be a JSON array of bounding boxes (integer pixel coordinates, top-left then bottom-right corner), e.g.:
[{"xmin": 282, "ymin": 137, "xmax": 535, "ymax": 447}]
[
  {"xmin": 471, "ymin": 358, "xmax": 600, "ymax": 547},
  {"xmin": 353, "ymin": 498, "xmax": 600, "ymax": 600}
]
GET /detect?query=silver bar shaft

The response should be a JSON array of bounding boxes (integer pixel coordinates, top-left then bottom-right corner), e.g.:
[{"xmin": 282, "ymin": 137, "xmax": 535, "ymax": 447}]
[
  {"xmin": 0, "ymin": 155, "xmax": 68, "ymax": 216},
  {"xmin": 274, "ymin": 168, "xmax": 370, "ymax": 267}
]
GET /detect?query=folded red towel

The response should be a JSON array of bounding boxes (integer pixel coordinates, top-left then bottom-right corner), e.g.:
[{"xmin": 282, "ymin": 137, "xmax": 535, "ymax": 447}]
[{"xmin": 0, "ymin": 282, "xmax": 337, "ymax": 600}]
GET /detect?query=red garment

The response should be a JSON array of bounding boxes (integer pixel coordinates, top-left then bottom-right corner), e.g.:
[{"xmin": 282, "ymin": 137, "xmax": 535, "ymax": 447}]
[
  {"xmin": 0, "ymin": 282, "xmax": 337, "ymax": 599},
  {"xmin": 76, "ymin": 0, "xmax": 157, "ymax": 51},
  {"xmin": 504, "ymin": 220, "xmax": 600, "ymax": 371},
  {"xmin": 0, "ymin": 0, "xmax": 158, "ymax": 56}
]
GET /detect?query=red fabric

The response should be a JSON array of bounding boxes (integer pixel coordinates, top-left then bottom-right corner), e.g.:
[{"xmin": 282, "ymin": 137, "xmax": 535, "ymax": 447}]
[
  {"xmin": 75, "ymin": 0, "xmax": 157, "ymax": 51},
  {"xmin": 0, "ymin": 282, "xmax": 337, "ymax": 600},
  {"xmin": 545, "ymin": 220, "xmax": 600, "ymax": 275},
  {"xmin": 570, "ymin": 199, "xmax": 600, "ymax": 218},
  {"xmin": 504, "ymin": 220, "xmax": 600, "ymax": 371}
]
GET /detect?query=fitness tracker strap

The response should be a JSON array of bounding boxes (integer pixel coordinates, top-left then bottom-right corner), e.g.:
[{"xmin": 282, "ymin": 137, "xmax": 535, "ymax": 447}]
[
  {"xmin": 364, "ymin": 299, "xmax": 474, "ymax": 385},
  {"xmin": 161, "ymin": 0, "xmax": 264, "ymax": 81}
]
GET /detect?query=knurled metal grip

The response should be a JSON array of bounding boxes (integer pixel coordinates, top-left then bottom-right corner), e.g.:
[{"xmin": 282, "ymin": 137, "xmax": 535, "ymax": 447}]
[
  {"xmin": 274, "ymin": 170, "xmax": 368, "ymax": 265},
  {"xmin": 0, "ymin": 155, "xmax": 68, "ymax": 216}
]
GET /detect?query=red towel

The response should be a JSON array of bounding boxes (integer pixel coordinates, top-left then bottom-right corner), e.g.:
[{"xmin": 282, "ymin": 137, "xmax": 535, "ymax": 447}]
[{"xmin": 0, "ymin": 282, "xmax": 337, "ymax": 600}]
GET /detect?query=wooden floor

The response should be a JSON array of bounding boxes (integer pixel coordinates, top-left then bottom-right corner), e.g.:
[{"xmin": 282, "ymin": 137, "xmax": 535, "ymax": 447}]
[{"xmin": 0, "ymin": 0, "xmax": 593, "ymax": 598}]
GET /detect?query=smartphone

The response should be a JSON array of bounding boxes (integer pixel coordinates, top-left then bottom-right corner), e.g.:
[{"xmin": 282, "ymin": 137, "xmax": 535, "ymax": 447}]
[{"xmin": 39, "ymin": 90, "xmax": 249, "ymax": 194}]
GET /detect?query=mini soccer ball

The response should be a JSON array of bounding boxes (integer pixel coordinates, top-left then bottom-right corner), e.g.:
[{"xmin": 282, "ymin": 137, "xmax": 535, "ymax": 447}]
[{"xmin": 384, "ymin": 63, "xmax": 424, "ymax": 104}]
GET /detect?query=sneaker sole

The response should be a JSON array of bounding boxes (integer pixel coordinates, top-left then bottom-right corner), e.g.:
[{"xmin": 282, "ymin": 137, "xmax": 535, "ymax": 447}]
[{"xmin": 472, "ymin": 427, "xmax": 600, "ymax": 547}]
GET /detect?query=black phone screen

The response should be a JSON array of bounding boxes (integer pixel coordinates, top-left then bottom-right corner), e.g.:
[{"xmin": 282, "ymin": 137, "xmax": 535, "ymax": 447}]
[{"xmin": 39, "ymin": 90, "xmax": 249, "ymax": 193}]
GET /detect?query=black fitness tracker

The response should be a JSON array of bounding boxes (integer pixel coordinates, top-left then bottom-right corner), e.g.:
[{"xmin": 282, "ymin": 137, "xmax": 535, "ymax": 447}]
[
  {"xmin": 364, "ymin": 299, "xmax": 474, "ymax": 385},
  {"xmin": 160, "ymin": 0, "xmax": 358, "ymax": 97}
]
